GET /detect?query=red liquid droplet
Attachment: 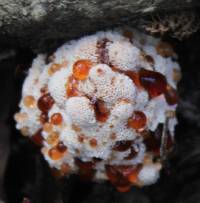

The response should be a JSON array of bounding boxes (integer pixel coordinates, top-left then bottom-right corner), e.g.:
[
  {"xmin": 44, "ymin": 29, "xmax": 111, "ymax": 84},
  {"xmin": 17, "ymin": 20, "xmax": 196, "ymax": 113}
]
[
  {"xmin": 113, "ymin": 140, "xmax": 133, "ymax": 151},
  {"xmin": 56, "ymin": 142, "xmax": 67, "ymax": 153},
  {"xmin": 31, "ymin": 129, "xmax": 43, "ymax": 146},
  {"xmin": 73, "ymin": 60, "xmax": 92, "ymax": 80},
  {"xmin": 50, "ymin": 113, "xmax": 63, "ymax": 125},
  {"xmin": 128, "ymin": 111, "xmax": 147, "ymax": 130},
  {"xmin": 139, "ymin": 69, "xmax": 167, "ymax": 98},
  {"xmin": 165, "ymin": 86, "xmax": 178, "ymax": 105},
  {"xmin": 37, "ymin": 93, "xmax": 54, "ymax": 113}
]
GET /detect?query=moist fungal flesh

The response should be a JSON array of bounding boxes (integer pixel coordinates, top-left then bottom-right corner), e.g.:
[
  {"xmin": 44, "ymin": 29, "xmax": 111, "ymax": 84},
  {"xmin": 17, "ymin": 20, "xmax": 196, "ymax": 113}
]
[{"xmin": 14, "ymin": 28, "xmax": 181, "ymax": 192}]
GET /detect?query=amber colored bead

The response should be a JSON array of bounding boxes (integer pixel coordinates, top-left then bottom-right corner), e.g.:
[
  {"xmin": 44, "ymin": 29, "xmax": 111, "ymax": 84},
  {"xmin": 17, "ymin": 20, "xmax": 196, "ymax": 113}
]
[
  {"xmin": 66, "ymin": 75, "xmax": 80, "ymax": 97},
  {"xmin": 57, "ymin": 142, "xmax": 67, "ymax": 153},
  {"xmin": 156, "ymin": 41, "xmax": 175, "ymax": 57},
  {"xmin": 43, "ymin": 122, "xmax": 53, "ymax": 133},
  {"xmin": 48, "ymin": 144, "xmax": 67, "ymax": 160},
  {"xmin": 46, "ymin": 132, "xmax": 59, "ymax": 146},
  {"xmin": 48, "ymin": 61, "xmax": 67, "ymax": 75},
  {"xmin": 14, "ymin": 112, "xmax": 28, "ymax": 123},
  {"xmin": 20, "ymin": 127, "xmax": 29, "ymax": 136},
  {"xmin": 37, "ymin": 93, "xmax": 54, "ymax": 113},
  {"xmin": 89, "ymin": 138, "xmax": 98, "ymax": 148},
  {"xmin": 113, "ymin": 140, "xmax": 133, "ymax": 152},
  {"xmin": 23, "ymin": 95, "xmax": 36, "ymax": 108},
  {"xmin": 31, "ymin": 129, "xmax": 43, "ymax": 146},
  {"xmin": 139, "ymin": 69, "xmax": 167, "ymax": 98},
  {"xmin": 50, "ymin": 113, "xmax": 63, "ymax": 125},
  {"xmin": 73, "ymin": 60, "xmax": 92, "ymax": 80},
  {"xmin": 128, "ymin": 111, "xmax": 147, "ymax": 130},
  {"xmin": 164, "ymin": 86, "xmax": 178, "ymax": 105}
]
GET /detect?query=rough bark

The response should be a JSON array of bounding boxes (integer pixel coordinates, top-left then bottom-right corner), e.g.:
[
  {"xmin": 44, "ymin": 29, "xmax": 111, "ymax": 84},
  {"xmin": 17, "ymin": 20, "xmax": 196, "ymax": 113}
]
[{"xmin": 0, "ymin": 0, "xmax": 200, "ymax": 52}]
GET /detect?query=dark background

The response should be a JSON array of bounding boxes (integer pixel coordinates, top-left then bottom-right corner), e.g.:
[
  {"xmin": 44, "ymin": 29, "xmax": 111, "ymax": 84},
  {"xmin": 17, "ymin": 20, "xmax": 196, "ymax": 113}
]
[{"xmin": 0, "ymin": 29, "xmax": 200, "ymax": 203}]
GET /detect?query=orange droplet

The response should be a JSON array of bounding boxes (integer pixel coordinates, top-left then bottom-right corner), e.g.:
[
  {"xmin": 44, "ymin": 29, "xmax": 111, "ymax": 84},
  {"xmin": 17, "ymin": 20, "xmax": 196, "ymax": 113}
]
[
  {"xmin": 50, "ymin": 113, "xmax": 63, "ymax": 125},
  {"xmin": 23, "ymin": 95, "xmax": 36, "ymax": 108},
  {"xmin": 14, "ymin": 112, "xmax": 28, "ymax": 123},
  {"xmin": 128, "ymin": 111, "xmax": 147, "ymax": 130},
  {"xmin": 73, "ymin": 60, "xmax": 92, "ymax": 80},
  {"xmin": 20, "ymin": 127, "xmax": 29, "ymax": 136},
  {"xmin": 43, "ymin": 122, "xmax": 53, "ymax": 133},
  {"xmin": 46, "ymin": 132, "xmax": 59, "ymax": 146},
  {"xmin": 48, "ymin": 144, "xmax": 67, "ymax": 160},
  {"xmin": 48, "ymin": 61, "xmax": 67, "ymax": 75}
]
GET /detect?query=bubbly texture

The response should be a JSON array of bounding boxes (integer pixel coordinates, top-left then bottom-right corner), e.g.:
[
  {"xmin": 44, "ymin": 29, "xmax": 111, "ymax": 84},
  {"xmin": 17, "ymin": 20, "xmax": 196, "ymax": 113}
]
[{"xmin": 14, "ymin": 28, "xmax": 181, "ymax": 192}]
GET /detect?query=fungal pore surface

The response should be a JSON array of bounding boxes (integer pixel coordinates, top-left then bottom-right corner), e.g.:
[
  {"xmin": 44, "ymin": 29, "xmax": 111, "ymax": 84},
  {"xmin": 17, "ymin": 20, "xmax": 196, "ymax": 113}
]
[{"xmin": 14, "ymin": 28, "xmax": 181, "ymax": 192}]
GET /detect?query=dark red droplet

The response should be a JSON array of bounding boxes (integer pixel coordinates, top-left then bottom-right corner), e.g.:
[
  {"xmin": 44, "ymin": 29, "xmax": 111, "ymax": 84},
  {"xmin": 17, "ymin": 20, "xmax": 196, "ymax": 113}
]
[
  {"xmin": 31, "ymin": 129, "xmax": 43, "ymax": 146},
  {"xmin": 56, "ymin": 142, "xmax": 67, "ymax": 153},
  {"xmin": 37, "ymin": 93, "xmax": 54, "ymax": 113},
  {"xmin": 164, "ymin": 86, "xmax": 178, "ymax": 105},
  {"xmin": 139, "ymin": 69, "xmax": 167, "ymax": 98},
  {"xmin": 128, "ymin": 111, "xmax": 147, "ymax": 130},
  {"xmin": 113, "ymin": 140, "xmax": 133, "ymax": 151}
]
